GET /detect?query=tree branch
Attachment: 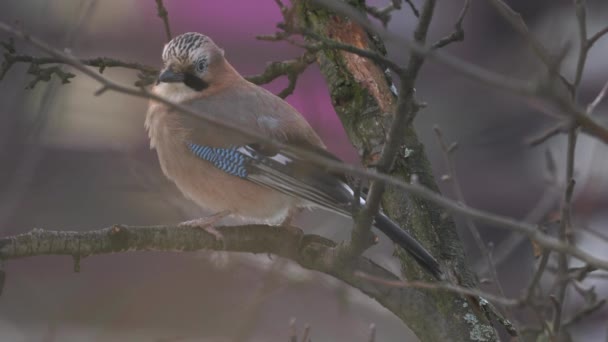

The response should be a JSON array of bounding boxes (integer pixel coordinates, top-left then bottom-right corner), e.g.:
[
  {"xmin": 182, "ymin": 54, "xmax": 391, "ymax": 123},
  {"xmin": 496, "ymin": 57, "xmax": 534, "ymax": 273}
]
[
  {"xmin": 0, "ymin": 223, "xmax": 467, "ymax": 338},
  {"xmin": 0, "ymin": 38, "xmax": 158, "ymax": 86},
  {"xmin": 154, "ymin": 0, "xmax": 172, "ymax": 41},
  {"xmin": 431, "ymin": 0, "xmax": 470, "ymax": 49},
  {"xmin": 346, "ymin": 0, "xmax": 437, "ymax": 259},
  {"xmin": 245, "ymin": 51, "xmax": 317, "ymax": 98}
]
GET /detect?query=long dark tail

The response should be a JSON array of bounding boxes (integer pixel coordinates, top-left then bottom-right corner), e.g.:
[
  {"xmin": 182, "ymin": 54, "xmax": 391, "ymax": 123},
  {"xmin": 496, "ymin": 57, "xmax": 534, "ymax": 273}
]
[{"xmin": 374, "ymin": 213, "xmax": 443, "ymax": 280}]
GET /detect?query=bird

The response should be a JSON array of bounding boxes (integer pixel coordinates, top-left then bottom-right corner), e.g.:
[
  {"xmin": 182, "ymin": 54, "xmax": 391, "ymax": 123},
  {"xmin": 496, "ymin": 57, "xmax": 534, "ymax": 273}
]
[{"xmin": 146, "ymin": 32, "xmax": 443, "ymax": 279}]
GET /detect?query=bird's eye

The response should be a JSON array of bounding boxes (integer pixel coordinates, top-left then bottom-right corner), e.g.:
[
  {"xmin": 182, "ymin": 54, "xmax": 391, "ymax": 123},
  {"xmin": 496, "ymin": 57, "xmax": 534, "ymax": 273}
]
[{"xmin": 195, "ymin": 58, "xmax": 207, "ymax": 73}]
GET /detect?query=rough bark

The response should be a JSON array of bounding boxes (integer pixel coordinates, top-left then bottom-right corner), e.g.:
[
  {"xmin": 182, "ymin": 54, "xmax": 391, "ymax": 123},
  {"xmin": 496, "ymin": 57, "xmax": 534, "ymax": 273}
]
[{"xmin": 294, "ymin": 1, "xmax": 497, "ymax": 340}]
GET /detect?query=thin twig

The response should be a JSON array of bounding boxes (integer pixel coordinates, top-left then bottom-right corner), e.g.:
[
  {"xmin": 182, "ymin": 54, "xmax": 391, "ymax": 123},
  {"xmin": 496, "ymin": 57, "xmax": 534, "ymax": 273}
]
[
  {"xmin": 553, "ymin": 135, "xmax": 577, "ymax": 336},
  {"xmin": 0, "ymin": 50, "xmax": 158, "ymax": 86},
  {"xmin": 245, "ymin": 51, "xmax": 317, "ymax": 98},
  {"xmin": 433, "ymin": 126, "xmax": 506, "ymax": 296},
  {"xmin": 154, "ymin": 0, "xmax": 172, "ymax": 42},
  {"xmin": 586, "ymin": 25, "xmax": 608, "ymax": 49},
  {"xmin": 404, "ymin": 0, "xmax": 420, "ymax": 17},
  {"xmin": 432, "ymin": 0, "xmax": 470, "ymax": 49},
  {"xmin": 553, "ymin": 1, "xmax": 586, "ymax": 336},
  {"xmin": 527, "ymin": 122, "xmax": 569, "ymax": 146},
  {"xmin": 485, "ymin": 0, "xmax": 552, "ymax": 67},
  {"xmin": 587, "ymin": 78, "xmax": 608, "ymax": 114},
  {"xmin": 524, "ymin": 250, "xmax": 551, "ymax": 301},
  {"xmin": 355, "ymin": 271, "xmax": 519, "ymax": 307},
  {"xmin": 572, "ymin": 0, "xmax": 588, "ymax": 92},
  {"xmin": 365, "ymin": 3, "xmax": 399, "ymax": 27},
  {"xmin": 434, "ymin": 126, "xmax": 517, "ymax": 332}
]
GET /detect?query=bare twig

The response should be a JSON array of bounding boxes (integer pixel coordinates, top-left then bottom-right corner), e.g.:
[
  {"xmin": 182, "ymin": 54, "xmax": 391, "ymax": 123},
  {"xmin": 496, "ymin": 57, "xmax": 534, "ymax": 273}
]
[
  {"xmin": 245, "ymin": 51, "xmax": 317, "ymax": 98},
  {"xmin": 587, "ymin": 78, "xmax": 608, "ymax": 114},
  {"xmin": 553, "ymin": 1, "xmax": 587, "ymax": 336},
  {"xmin": 586, "ymin": 25, "xmax": 608, "ymax": 49},
  {"xmin": 365, "ymin": 3, "xmax": 399, "ymax": 27},
  {"xmin": 485, "ymin": 0, "xmax": 552, "ymax": 67},
  {"xmin": 434, "ymin": 126, "xmax": 517, "ymax": 332},
  {"xmin": 553, "ymin": 134, "xmax": 577, "ymax": 336},
  {"xmin": 524, "ymin": 250, "xmax": 551, "ymax": 301},
  {"xmin": 572, "ymin": 0, "xmax": 588, "ymax": 92},
  {"xmin": 431, "ymin": 0, "xmax": 470, "ymax": 49},
  {"xmin": 404, "ymin": 0, "xmax": 420, "ymax": 18},
  {"xmin": 0, "ymin": 47, "xmax": 159, "ymax": 86},
  {"xmin": 527, "ymin": 122, "xmax": 569, "ymax": 146},
  {"xmin": 434, "ymin": 126, "xmax": 506, "ymax": 295},
  {"xmin": 154, "ymin": 0, "xmax": 172, "ymax": 41},
  {"xmin": 355, "ymin": 271, "xmax": 519, "ymax": 307}
]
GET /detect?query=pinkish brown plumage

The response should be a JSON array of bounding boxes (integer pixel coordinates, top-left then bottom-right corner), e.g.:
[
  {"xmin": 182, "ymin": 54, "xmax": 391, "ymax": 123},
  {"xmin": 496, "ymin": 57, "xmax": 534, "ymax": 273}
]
[{"xmin": 146, "ymin": 32, "xmax": 443, "ymax": 279}]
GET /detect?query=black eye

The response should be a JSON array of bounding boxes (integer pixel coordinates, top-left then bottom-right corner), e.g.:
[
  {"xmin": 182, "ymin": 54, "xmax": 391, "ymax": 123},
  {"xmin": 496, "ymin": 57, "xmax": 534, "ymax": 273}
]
[{"xmin": 195, "ymin": 58, "xmax": 207, "ymax": 73}]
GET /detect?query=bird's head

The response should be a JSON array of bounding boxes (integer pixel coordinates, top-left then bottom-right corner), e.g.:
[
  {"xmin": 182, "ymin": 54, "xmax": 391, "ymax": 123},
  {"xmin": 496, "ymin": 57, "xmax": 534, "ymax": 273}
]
[{"xmin": 156, "ymin": 32, "xmax": 228, "ymax": 97}]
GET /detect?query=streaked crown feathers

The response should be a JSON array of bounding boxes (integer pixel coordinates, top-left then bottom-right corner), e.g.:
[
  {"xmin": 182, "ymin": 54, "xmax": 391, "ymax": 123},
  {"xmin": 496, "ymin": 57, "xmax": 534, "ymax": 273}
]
[{"xmin": 161, "ymin": 32, "xmax": 223, "ymax": 63}]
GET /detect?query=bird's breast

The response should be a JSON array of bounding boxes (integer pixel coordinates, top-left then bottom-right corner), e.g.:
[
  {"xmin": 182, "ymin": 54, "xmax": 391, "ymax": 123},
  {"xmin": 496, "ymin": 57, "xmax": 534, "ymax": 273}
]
[{"xmin": 145, "ymin": 103, "xmax": 298, "ymax": 225}]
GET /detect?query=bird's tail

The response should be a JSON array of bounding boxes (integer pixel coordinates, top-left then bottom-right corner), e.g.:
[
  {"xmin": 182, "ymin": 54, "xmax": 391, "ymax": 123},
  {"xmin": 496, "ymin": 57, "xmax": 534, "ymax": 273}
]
[{"xmin": 374, "ymin": 213, "xmax": 443, "ymax": 280}]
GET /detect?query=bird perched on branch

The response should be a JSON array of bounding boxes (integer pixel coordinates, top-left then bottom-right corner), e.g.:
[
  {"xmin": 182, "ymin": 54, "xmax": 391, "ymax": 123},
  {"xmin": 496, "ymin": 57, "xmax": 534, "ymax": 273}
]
[{"xmin": 146, "ymin": 32, "xmax": 443, "ymax": 279}]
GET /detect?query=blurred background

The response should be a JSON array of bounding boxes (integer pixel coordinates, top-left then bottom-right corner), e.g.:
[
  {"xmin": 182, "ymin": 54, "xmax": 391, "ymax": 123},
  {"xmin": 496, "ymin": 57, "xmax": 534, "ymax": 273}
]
[{"xmin": 1, "ymin": 0, "xmax": 608, "ymax": 341}]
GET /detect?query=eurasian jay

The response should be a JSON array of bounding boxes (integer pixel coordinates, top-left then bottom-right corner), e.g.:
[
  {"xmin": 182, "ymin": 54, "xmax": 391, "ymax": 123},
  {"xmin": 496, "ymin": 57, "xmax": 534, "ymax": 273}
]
[{"xmin": 146, "ymin": 32, "xmax": 443, "ymax": 279}]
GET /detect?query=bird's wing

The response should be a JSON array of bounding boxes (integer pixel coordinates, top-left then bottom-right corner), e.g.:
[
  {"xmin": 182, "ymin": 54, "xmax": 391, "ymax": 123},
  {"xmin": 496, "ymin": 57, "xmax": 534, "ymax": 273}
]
[
  {"xmin": 234, "ymin": 142, "xmax": 353, "ymax": 214},
  {"xmin": 174, "ymin": 81, "xmax": 354, "ymax": 213}
]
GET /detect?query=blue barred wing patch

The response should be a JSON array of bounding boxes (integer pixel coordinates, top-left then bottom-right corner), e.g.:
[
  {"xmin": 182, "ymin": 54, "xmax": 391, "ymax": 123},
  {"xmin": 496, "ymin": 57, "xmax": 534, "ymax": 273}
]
[{"xmin": 187, "ymin": 143, "xmax": 248, "ymax": 178}]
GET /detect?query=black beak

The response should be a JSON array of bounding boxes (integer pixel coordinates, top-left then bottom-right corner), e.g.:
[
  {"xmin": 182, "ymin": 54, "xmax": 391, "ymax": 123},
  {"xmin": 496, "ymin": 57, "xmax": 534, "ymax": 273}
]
[{"xmin": 158, "ymin": 68, "xmax": 185, "ymax": 83}]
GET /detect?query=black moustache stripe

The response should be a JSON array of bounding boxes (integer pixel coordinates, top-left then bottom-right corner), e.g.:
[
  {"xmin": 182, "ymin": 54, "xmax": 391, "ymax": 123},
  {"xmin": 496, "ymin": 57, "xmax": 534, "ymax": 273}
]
[{"xmin": 183, "ymin": 73, "xmax": 209, "ymax": 91}]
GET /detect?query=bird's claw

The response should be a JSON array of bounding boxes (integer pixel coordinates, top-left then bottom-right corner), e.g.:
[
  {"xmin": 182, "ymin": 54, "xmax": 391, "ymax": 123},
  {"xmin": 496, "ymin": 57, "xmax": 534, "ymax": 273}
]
[{"xmin": 178, "ymin": 211, "xmax": 231, "ymax": 246}]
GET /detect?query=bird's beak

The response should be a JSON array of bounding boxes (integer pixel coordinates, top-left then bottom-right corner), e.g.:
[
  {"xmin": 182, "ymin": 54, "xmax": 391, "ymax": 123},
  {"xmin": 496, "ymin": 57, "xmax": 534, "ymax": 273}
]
[{"xmin": 158, "ymin": 68, "xmax": 185, "ymax": 83}]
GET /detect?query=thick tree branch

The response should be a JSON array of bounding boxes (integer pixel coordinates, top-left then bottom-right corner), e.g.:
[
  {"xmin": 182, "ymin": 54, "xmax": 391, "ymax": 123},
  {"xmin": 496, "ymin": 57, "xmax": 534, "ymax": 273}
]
[
  {"xmin": 346, "ymin": 0, "xmax": 437, "ymax": 259},
  {"xmin": 295, "ymin": 1, "xmax": 498, "ymax": 340},
  {"xmin": 0, "ymin": 223, "xmax": 462, "ymax": 337}
]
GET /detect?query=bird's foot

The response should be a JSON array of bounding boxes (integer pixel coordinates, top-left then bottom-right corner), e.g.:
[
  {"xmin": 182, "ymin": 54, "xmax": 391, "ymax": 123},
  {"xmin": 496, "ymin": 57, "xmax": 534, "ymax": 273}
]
[{"xmin": 179, "ymin": 210, "xmax": 231, "ymax": 243}]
